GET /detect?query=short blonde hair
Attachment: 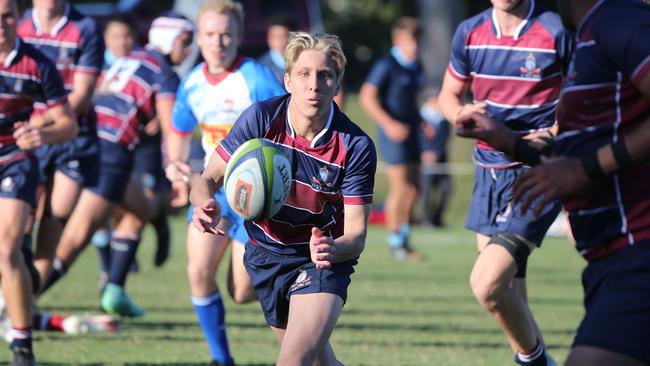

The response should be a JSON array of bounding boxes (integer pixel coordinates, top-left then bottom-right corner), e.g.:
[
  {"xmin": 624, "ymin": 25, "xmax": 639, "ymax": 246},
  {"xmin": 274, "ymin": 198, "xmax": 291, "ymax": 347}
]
[
  {"xmin": 284, "ymin": 31, "xmax": 347, "ymax": 85},
  {"xmin": 197, "ymin": 0, "xmax": 245, "ymax": 37}
]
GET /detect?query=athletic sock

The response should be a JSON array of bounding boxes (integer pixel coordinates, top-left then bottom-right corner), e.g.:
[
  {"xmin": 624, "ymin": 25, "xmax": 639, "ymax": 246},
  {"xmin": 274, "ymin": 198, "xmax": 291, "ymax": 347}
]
[
  {"xmin": 91, "ymin": 230, "xmax": 112, "ymax": 273},
  {"xmin": 387, "ymin": 231, "xmax": 405, "ymax": 249},
  {"xmin": 39, "ymin": 257, "xmax": 67, "ymax": 294},
  {"xmin": 515, "ymin": 342, "xmax": 547, "ymax": 366},
  {"xmin": 192, "ymin": 291, "xmax": 232, "ymax": 365},
  {"xmin": 107, "ymin": 233, "xmax": 140, "ymax": 287},
  {"xmin": 9, "ymin": 328, "xmax": 32, "ymax": 352},
  {"xmin": 398, "ymin": 223, "xmax": 411, "ymax": 238}
]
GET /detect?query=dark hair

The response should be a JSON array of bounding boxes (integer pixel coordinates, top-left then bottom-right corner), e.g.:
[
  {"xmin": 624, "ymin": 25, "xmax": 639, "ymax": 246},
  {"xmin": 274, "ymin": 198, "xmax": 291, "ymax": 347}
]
[
  {"xmin": 104, "ymin": 14, "xmax": 137, "ymax": 35},
  {"xmin": 267, "ymin": 14, "xmax": 298, "ymax": 32},
  {"xmin": 391, "ymin": 16, "xmax": 420, "ymax": 39}
]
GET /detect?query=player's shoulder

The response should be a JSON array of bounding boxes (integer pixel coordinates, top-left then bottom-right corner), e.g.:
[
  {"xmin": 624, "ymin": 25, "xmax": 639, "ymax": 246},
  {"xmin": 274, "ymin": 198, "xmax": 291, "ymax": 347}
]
[
  {"xmin": 532, "ymin": 6, "xmax": 566, "ymax": 37},
  {"xmin": 332, "ymin": 107, "xmax": 375, "ymax": 151},
  {"xmin": 68, "ymin": 5, "xmax": 100, "ymax": 33},
  {"xmin": 20, "ymin": 41, "xmax": 52, "ymax": 66},
  {"xmin": 456, "ymin": 8, "xmax": 492, "ymax": 36},
  {"xmin": 129, "ymin": 49, "xmax": 162, "ymax": 71},
  {"xmin": 590, "ymin": 0, "xmax": 648, "ymax": 37},
  {"xmin": 179, "ymin": 62, "xmax": 207, "ymax": 90},
  {"xmin": 238, "ymin": 57, "xmax": 279, "ymax": 79}
]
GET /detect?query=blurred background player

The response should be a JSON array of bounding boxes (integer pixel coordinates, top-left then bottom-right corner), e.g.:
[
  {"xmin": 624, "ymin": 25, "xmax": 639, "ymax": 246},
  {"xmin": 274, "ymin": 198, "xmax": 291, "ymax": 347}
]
[
  {"xmin": 39, "ymin": 14, "xmax": 182, "ymax": 318},
  {"xmin": 164, "ymin": 1, "xmax": 284, "ymax": 364},
  {"xmin": 190, "ymin": 30, "xmax": 376, "ymax": 366},
  {"xmin": 258, "ymin": 14, "xmax": 296, "ymax": 84},
  {"xmin": 360, "ymin": 16, "xmax": 423, "ymax": 261},
  {"xmin": 0, "ymin": 0, "xmax": 78, "ymax": 363},
  {"xmin": 418, "ymin": 93, "xmax": 451, "ymax": 228},
  {"xmin": 17, "ymin": 0, "xmax": 103, "ymax": 291},
  {"xmin": 438, "ymin": 0, "xmax": 573, "ymax": 365}
]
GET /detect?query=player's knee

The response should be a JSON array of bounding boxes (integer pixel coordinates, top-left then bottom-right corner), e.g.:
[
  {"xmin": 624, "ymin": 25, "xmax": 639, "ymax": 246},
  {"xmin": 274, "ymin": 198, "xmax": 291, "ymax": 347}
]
[
  {"xmin": 489, "ymin": 231, "xmax": 532, "ymax": 279},
  {"xmin": 230, "ymin": 286, "xmax": 255, "ymax": 304},
  {"xmin": 277, "ymin": 347, "xmax": 318, "ymax": 366},
  {"xmin": 0, "ymin": 242, "xmax": 23, "ymax": 270},
  {"xmin": 43, "ymin": 205, "xmax": 70, "ymax": 226},
  {"xmin": 470, "ymin": 275, "xmax": 506, "ymax": 311},
  {"xmin": 186, "ymin": 264, "xmax": 212, "ymax": 287}
]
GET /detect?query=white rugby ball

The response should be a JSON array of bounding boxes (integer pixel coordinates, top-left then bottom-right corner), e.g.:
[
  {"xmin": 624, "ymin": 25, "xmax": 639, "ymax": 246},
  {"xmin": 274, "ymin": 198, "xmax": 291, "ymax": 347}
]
[{"xmin": 224, "ymin": 138, "xmax": 292, "ymax": 220}]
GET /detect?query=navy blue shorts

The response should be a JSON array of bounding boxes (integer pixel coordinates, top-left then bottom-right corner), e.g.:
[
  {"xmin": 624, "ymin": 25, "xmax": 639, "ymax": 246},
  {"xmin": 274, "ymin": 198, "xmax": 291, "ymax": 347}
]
[
  {"xmin": 376, "ymin": 125, "xmax": 420, "ymax": 165},
  {"xmin": 34, "ymin": 134, "xmax": 100, "ymax": 187},
  {"xmin": 465, "ymin": 165, "xmax": 561, "ymax": 245},
  {"xmin": 0, "ymin": 156, "xmax": 39, "ymax": 206},
  {"xmin": 130, "ymin": 133, "xmax": 169, "ymax": 191},
  {"xmin": 87, "ymin": 139, "xmax": 133, "ymax": 203},
  {"xmin": 244, "ymin": 243, "xmax": 356, "ymax": 328},
  {"xmin": 573, "ymin": 243, "xmax": 650, "ymax": 363}
]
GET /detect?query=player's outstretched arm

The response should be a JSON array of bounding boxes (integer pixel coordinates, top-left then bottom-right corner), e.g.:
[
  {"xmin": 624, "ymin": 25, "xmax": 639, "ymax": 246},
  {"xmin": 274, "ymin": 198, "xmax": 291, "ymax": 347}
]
[
  {"xmin": 189, "ymin": 150, "xmax": 226, "ymax": 235},
  {"xmin": 310, "ymin": 204, "xmax": 370, "ymax": 269},
  {"xmin": 513, "ymin": 73, "xmax": 650, "ymax": 216}
]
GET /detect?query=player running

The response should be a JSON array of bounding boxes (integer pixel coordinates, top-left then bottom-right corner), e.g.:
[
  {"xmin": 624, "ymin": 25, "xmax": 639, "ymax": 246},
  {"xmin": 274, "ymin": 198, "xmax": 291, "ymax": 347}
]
[
  {"xmin": 191, "ymin": 30, "xmax": 376, "ymax": 366},
  {"xmin": 164, "ymin": 1, "xmax": 284, "ymax": 364},
  {"xmin": 17, "ymin": 0, "xmax": 103, "ymax": 290},
  {"xmin": 0, "ymin": 0, "xmax": 77, "ymax": 363},
  {"xmin": 438, "ymin": 0, "xmax": 573, "ymax": 364},
  {"xmin": 456, "ymin": 1, "xmax": 650, "ymax": 365}
]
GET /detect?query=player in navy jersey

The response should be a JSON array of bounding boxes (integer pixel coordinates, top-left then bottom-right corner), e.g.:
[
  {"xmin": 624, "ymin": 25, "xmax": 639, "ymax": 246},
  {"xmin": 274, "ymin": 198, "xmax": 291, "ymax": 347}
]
[
  {"xmin": 456, "ymin": 1, "xmax": 650, "ymax": 365},
  {"xmin": 438, "ymin": 0, "xmax": 573, "ymax": 365},
  {"xmin": 191, "ymin": 31, "xmax": 376, "ymax": 366},
  {"xmin": 164, "ymin": 1, "xmax": 284, "ymax": 364},
  {"xmin": 17, "ymin": 0, "xmax": 103, "ymax": 291},
  {"xmin": 360, "ymin": 17, "xmax": 423, "ymax": 261},
  {"xmin": 0, "ymin": 0, "xmax": 77, "ymax": 363},
  {"xmin": 38, "ymin": 15, "xmax": 180, "ymax": 318}
]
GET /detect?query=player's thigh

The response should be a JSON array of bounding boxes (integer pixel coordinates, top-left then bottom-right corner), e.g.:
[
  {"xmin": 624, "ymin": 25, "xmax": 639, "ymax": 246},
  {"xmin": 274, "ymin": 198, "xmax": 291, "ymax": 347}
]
[
  {"xmin": 0, "ymin": 197, "xmax": 31, "ymax": 249},
  {"xmin": 63, "ymin": 190, "xmax": 114, "ymax": 241},
  {"xmin": 471, "ymin": 244, "xmax": 519, "ymax": 289},
  {"xmin": 48, "ymin": 171, "xmax": 83, "ymax": 217},
  {"xmin": 270, "ymin": 326, "xmax": 286, "ymax": 343},
  {"xmin": 281, "ymin": 293, "xmax": 343, "ymax": 353},
  {"xmin": 186, "ymin": 225, "xmax": 230, "ymax": 276},
  {"xmin": 230, "ymin": 241, "xmax": 251, "ymax": 283},
  {"xmin": 476, "ymin": 233, "xmax": 491, "ymax": 252},
  {"xmin": 120, "ymin": 180, "xmax": 155, "ymax": 222},
  {"xmin": 566, "ymin": 345, "xmax": 647, "ymax": 366}
]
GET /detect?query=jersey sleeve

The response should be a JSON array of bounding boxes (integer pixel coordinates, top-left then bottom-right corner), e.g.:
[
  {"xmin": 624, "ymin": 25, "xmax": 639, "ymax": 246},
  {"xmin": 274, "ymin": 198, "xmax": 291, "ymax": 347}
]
[
  {"xmin": 77, "ymin": 18, "xmax": 104, "ymax": 75},
  {"xmin": 447, "ymin": 22, "xmax": 472, "ymax": 81},
  {"xmin": 340, "ymin": 135, "xmax": 377, "ymax": 205},
  {"xmin": 171, "ymin": 80, "xmax": 197, "ymax": 136},
  {"xmin": 38, "ymin": 57, "xmax": 68, "ymax": 107},
  {"xmin": 556, "ymin": 29, "xmax": 575, "ymax": 74},
  {"xmin": 156, "ymin": 64, "xmax": 180, "ymax": 101},
  {"xmin": 242, "ymin": 61, "xmax": 286, "ymax": 103},
  {"xmin": 215, "ymin": 104, "xmax": 266, "ymax": 162},
  {"xmin": 364, "ymin": 57, "xmax": 391, "ymax": 89},
  {"xmin": 595, "ymin": 6, "xmax": 650, "ymax": 86}
]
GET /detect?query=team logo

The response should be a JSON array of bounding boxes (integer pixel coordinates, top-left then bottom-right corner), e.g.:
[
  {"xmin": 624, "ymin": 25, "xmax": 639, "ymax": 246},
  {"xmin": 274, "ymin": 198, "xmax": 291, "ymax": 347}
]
[
  {"xmin": 520, "ymin": 53, "xmax": 541, "ymax": 78},
  {"xmin": 319, "ymin": 166, "xmax": 329, "ymax": 182},
  {"xmin": 290, "ymin": 269, "xmax": 312, "ymax": 292},
  {"xmin": 234, "ymin": 179, "xmax": 252, "ymax": 216},
  {"xmin": 311, "ymin": 166, "xmax": 333, "ymax": 190},
  {"xmin": 1, "ymin": 177, "xmax": 15, "ymax": 192},
  {"xmin": 496, "ymin": 204, "xmax": 513, "ymax": 223}
]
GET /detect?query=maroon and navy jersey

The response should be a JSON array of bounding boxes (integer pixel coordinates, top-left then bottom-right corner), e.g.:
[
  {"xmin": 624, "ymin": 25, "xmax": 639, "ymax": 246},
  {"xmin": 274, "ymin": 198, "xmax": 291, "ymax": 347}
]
[
  {"xmin": 17, "ymin": 3, "xmax": 103, "ymax": 133},
  {"xmin": 0, "ymin": 40, "xmax": 67, "ymax": 164},
  {"xmin": 216, "ymin": 95, "xmax": 377, "ymax": 256},
  {"xmin": 93, "ymin": 50, "xmax": 177, "ymax": 148},
  {"xmin": 552, "ymin": 0, "xmax": 650, "ymax": 260},
  {"xmin": 449, "ymin": 0, "xmax": 573, "ymax": 168}
]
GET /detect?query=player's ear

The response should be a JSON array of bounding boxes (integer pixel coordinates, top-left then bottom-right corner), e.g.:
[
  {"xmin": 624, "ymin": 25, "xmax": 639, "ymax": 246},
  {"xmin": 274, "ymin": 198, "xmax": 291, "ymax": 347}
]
[{"xmin": 284, "ymin": 72, "xmax": 292, "ymax": 93}]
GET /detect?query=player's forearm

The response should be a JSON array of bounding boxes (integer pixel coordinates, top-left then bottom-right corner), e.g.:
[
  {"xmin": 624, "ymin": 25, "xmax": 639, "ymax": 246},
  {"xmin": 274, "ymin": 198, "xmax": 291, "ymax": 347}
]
[
  {"xmin": 332, "ymin": 231, "xmax": 366, "ymax": 263},
  {"xmin": 41, "ymin": 107, "xmax": 78, "ymax": 144},
  {"xmin": 67, "ymin": 89, "xmax": 94, "ymax": 115},
  {"xmin": 189, "ymin": 175, "xmax": 220, "ymax": 207},
  {"xmin": 438, "ymin": 90, "xmax": 464, "ymax": 124},
  {"xmin": 166, "ymin": 132, "xmax": 191, "ymax": 163},
  {"xmin": 359, "ymin": 85, "xmax": 399, "ymax": 128}
]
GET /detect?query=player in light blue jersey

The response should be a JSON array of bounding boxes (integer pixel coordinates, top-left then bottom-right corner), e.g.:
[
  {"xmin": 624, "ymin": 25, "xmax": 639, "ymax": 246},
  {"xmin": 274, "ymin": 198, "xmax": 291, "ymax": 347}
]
[{"xmin": 164, "ymin": 1, "xmax": 284, "ymax": 365}]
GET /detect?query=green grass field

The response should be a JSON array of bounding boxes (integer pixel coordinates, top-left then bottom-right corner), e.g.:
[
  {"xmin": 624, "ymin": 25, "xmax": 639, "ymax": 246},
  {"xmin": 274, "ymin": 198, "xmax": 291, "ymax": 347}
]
[{"xmin": 1, "ymin": 95, "xmax": 588, "ymax": 365}]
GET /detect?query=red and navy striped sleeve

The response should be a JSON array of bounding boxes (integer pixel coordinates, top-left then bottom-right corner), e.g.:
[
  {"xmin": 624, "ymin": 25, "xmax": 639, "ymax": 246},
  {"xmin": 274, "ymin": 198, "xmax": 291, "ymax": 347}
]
[
  {"xmin": 340, "ymin": 135, "xmax": 376, "ymax": 205},
  {"xmin": 76, "ymin": 15, "xmax": 103, "ymax": 75}
]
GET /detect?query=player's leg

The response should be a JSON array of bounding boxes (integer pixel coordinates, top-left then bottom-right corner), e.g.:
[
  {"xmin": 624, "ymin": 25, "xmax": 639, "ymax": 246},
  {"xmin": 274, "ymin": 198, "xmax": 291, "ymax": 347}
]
[
  {"xmin": 431, "ymin": 174, "xmax": 451, "ymax": 227},
  {"xmin": 33, "ymin": 171, "xmax": 82, "ymax": 289},
  {"xmin": 384, "ymin": 162, "xmax": 420, "ymax": 261},
  {"xmin": 277, "ymin": 292, "xmax": 343, "ymax": 366},
  {"xmin": 565, "ymin": 346, "xmax": 647, "ymax": 366},
  {"xmin": 227, "ymin": 240, "xmax": 256, "ymax": 304},
  {"xmin": 187, "ymin": 223, "xmax": 233, "ymax": 365},
  {"xmin": 0, "ymin": 198, "xmax": 34, "ymax": 360}
]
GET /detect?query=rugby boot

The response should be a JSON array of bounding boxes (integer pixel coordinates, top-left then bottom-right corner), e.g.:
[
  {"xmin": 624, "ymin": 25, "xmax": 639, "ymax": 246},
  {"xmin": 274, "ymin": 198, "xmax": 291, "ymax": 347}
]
[{"xmin": 100, "ymin": 283, "xmax": 145, "ymax": 317}]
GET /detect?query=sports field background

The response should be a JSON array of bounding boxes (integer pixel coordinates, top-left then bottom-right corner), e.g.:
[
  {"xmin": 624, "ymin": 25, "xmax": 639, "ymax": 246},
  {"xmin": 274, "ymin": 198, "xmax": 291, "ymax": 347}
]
[{"xmin": 1, "ymin": 95, "xmax": 586, "ymax": 365}]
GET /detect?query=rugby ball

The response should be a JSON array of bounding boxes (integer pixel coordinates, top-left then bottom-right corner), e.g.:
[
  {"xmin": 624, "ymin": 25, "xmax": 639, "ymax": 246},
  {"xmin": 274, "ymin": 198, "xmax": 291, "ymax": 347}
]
[{"xmin": 224, "ymin": 138, "xmax": 292, "ymax": 220}]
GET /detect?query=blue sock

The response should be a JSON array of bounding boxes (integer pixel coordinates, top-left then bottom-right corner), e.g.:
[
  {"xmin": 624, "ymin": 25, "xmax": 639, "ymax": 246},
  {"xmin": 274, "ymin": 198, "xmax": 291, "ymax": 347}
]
[
  {"xmin": 92, "ymin": 230, "xmax": 112, "ymax": 273},
  {"xmin": 108, "ymin": 233, "xmax": 140, "ymax": 287},
  {"xmin": 398, "ymin": 223, "xmax": 412, "ymax": 238},
  {"xmin": 388, "ymin": 232, "xmax": 405, "ymax": 249},
  {"xmin": 192, "ymin": 291, "xmax": 232, "ymax": 364}
]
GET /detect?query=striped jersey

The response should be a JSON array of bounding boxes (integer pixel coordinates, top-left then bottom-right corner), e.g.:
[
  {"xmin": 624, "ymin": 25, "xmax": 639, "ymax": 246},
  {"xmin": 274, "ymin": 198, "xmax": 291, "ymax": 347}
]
[
  {"xmin": 449, "ymin": 0, "xmax": 573, "ymax": 168},
  {"xmin": 93, "ymin": 50, "xmax": 177, "ymax": 148},
  {"xmin": 216, "ymin": 95, "xmax": 377, "ymax": 256},
  {"xmin": 0, "ymin": 39, "xmax": 67, "ymax": 164},
  {"xmin": 172, "ymin": 57, "xmax": 285, "ymax": 166},
  {"xmin": 552, "ymin": 0, "xmax": 650, "ymax": 260},
  {"xmin": 18, "ymin": 3, "xmax": 103, "ymax": 134}
]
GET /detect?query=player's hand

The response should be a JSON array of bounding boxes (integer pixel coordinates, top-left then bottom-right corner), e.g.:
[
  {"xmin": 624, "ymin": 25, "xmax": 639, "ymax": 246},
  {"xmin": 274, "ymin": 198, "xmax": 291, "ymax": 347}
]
[
  {"xmin": 456, "ymin": 101, "xmax": 487, "ymax": 121},
  {"xmin": 165, "ymin": 160, "xmax": 191, "ymax": 183},
  {"xmin": 309, "ymin": 227, "xmax": 335, "ymax": 270},
  {"xmin": 170, "ymin": 180, "xmax": 190, "ymax": 208},
  {"xmin": 512, "ymin": 156, "xmax": 589, "ymax": 217},
  {"xmin": 455, "ymin": 112, "xmax": 517, "ymax": 153},
  {"xmin": 384, "ymin": 121, "xmax": 410, "ymax": 143},
  {"xmin": 192, "ymin": 198, "xmax": 225, "ymax": 235},
  {"xmin": 13, "ymin": 122, "xmax": 44, "ymax": 151},
  {"xmin": 144, "ymin": 117, "xmax": 160, "ymax": 136}
]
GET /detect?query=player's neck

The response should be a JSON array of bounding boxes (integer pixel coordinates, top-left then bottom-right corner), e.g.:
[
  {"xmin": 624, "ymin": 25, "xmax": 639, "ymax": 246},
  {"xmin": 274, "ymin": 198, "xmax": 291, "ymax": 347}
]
[
  {"xmin": 35, "ymin": 6, "xmax": 65, "ymax": 34},
  {"xmin": 0, "ymin": 39, "xmax": 16, "ymax": 63},
  {"xmin": 493, "ymin": 0, "xmax": 531, "ymax": 36},
  {"xmin": 287, "ymin": 101, "xmax": 329, "ymax": 141}
]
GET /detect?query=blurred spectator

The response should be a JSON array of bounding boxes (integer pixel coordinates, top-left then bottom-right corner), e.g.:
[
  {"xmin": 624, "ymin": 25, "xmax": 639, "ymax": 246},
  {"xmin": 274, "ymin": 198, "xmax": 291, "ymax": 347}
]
[{"xmin": 257, "ymin": 14, "xmax": 296, "ymax": 84}]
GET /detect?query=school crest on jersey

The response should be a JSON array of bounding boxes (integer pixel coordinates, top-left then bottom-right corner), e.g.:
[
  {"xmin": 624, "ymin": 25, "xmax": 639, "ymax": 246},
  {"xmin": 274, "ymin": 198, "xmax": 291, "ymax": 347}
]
[
  {"xmin": 520, "ymin": 53, "xmax": 541, "ymax": 78},
  {"xmin": 1, "ymin": 177, "xmax": 15, "ymax": 192},
  {"xmin": 311, "ymin": 166, "xmax": 333, "ymax": 190}
]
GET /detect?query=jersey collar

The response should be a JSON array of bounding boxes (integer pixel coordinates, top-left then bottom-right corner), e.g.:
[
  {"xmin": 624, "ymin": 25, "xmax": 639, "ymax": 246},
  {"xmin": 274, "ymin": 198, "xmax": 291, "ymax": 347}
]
[
  {"xmin": 201, "ymin": 56, "xmax": 243, "ymax": 86},
  {"xmin": 286, "ymin": 100, "xmax": 335, "ymax": 148},
  {"xmin": 491, "ymin": 0, "xmax": 535, "ymax": 40},
  {"xmin": 3, "ymin": 38, "xmax": 21, "ymax": 68},
  {"xmin": 32, "ymin": 2, "xmax": 71, "ymax": 37}
]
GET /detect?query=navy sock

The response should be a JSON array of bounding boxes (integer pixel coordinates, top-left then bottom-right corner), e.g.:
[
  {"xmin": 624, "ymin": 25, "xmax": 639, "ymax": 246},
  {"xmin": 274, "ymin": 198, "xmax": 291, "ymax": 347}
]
[
  {"xmin": 107, "ymin": 234, "xmax": 140, "ymax": 287},
  {"xmin": 515, "ymin": 342, "xmax": 547, "ymax": 366},
  {"xmin": 39, "ymin": 257, "xmax": 67, "ymax": 294},
  {"xmin": 9, "ymin": 328, "xmax": 32, "ymax": 352},
  {"xmin": 92, "ymin": 230, "xmax": 112, "ymax": 273},
  {"xmin": 192, "ymin": 291, "xmax": 232, "ymax": 364}
]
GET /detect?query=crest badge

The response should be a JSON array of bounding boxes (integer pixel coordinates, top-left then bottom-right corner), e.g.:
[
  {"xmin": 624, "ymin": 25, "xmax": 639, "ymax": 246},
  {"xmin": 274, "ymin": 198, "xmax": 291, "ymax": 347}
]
[
  {"xmin": 520, "ymin": 53, "xmax": 541, "ymax": 78},
  {"xmin": 1, "ymin": 177, "xmax": 15, "ymax": 192}
]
